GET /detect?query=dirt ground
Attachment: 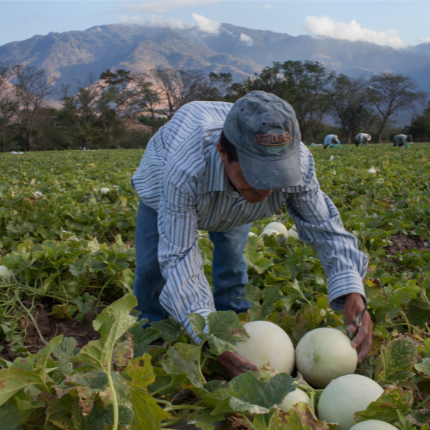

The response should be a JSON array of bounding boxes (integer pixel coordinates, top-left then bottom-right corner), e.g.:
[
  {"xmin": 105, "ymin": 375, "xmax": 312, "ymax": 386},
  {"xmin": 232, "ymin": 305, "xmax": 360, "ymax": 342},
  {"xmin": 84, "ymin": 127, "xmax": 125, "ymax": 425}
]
[
  {"xmin": 384, "ymin": 234, "xmax": 430, "ymax": 255},
  {"xmin": 1, "ymin": 301, "xmax": 100, "ymax": 361}
]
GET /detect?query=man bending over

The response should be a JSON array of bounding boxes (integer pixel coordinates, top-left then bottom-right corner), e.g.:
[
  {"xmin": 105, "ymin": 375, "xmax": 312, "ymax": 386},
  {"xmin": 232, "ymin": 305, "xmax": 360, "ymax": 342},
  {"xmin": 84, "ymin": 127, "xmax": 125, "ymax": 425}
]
[{"xmin": 131, "ymin": 91, "xmax": 372, "ymax": 378}]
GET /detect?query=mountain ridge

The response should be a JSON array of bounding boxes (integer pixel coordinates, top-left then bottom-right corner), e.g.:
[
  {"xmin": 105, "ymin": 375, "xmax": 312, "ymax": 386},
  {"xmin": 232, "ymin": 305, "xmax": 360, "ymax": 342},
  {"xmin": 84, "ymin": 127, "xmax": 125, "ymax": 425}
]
[{"xmin": 1, "ymin": 23, "xmax": 429, "ymax": 100}]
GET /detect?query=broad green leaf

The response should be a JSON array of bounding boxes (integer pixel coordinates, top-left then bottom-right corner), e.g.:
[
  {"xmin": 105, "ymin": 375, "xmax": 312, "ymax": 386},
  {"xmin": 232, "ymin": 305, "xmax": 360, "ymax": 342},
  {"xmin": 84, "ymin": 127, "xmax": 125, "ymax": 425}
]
[
  {"xmin": 128, "ymin": 319, "xmax": 160, "ymax": 358},
  {"xmin": 35, "ymin": 335, "xmax": 63, "ymax": 374},
  {"xmin": 212, "ymin": 372, "xmax": 295, "ymax": 415},
  {"xmin": 407, "ymin": 298, "xmax": 430, "ymax": 327},
  {"xmin": 92, "ymin": 294, "xmax": 138, "ymax": 339},
  {"xmin": 150, "ymin": 317, "xmax": 185, "ymax": 343},
  {"xmin": 292, "ymin": 306, "xmax": 323, "ymax": 342},
  {"xmin": 205, "ymin": 311, "xmax": 250, "ymax": 356},
  {"xmin": 244, "ymin": 245, "xmax": 273, "ymax": 274},
  {"xmin": 375, "ymin": 337, "xmax": 417, "ymax": 384},
  {"xmin": 52, "ymin": 337, "xmax": 78, "ymax": 380},
  {"xmin": 282, "ymin": 279, "xmax": 310, "ymax": 305},
  {"xmin": 415, "ymin": 358, "xmax": 430, "ymax": 377},
  {"xmin": 0, "ymin": 401, "xmax": 22, "ymax": 430},
  {"xmin": 354, "ymin": 387, "xmax": 413, "ymax": 423},
  {"xmin": 162, "ymin": 345, "xmax": 202, "ymax": 387},
  {"xmin": 0, "ymin": 368, "xmax": 45, "ymax": 406},
  {"xmin": 130, "ymin": 390, "xmax": 172, "ymax": 430},
  {"xmin": 188, "ymin": 408, "xmax": 225, "ymax": 430},
  {"xmin": 418, "ymin": 339, "xmax": 430, "ymax": 358},
  {"xmin": 188, "ymin": 313, "xmax": 206, "ymax": 338},
  {"xmin": 49, "ymin": 304, "xmax": 78, "ymax": 320},
  {"xmin": 127, "ymin": 354, "xmax": 155, "ymax": 390}
]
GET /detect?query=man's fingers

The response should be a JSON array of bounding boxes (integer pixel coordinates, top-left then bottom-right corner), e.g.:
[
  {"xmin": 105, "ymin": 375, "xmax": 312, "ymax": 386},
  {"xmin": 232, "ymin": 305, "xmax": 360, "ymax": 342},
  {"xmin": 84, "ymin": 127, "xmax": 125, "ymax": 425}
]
[
  {"xmin": 218, "ymin": 355, "xmax": 243, "ymax": 379},
  {"xmin": 222, "ymin": 351, "xmax": 259, "ymax": 371}
]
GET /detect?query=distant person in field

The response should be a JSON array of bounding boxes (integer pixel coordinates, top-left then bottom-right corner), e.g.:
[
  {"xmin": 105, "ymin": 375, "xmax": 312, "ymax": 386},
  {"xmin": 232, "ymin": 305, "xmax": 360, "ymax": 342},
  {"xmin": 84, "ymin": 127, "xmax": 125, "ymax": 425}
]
[
  {"xmin": 355, "ymin": 133, "xmax": 371, "ymax": 147},
  {"xmin": 324, "ymin": 134, "xmax": 341, "ymax": 149},
  {"xmin": 131, "ymin": 91, "xmax": 372, "ymax": 378},
  {"xmin": 393, "ymin": 134, "xmax": 413, "ymax": 148}
]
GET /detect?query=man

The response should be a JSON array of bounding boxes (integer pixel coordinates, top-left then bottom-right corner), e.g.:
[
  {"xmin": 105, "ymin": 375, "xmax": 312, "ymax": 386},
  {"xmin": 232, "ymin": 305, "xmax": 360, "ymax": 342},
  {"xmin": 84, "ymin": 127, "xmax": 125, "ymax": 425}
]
[
  {"xmin": 393, "ymin": 134, "xmax": 413, "ymax": 148},
  {"xmin": 355, "ymin": 133, "xmax": 371, "ymax": 147},
  {"xmin": 323, "ymin": 134, "xmax": 341, "ymax": 149},
  {"xmin": 131, "ymin": 91, "xmax": 372, "ymax": 378}
]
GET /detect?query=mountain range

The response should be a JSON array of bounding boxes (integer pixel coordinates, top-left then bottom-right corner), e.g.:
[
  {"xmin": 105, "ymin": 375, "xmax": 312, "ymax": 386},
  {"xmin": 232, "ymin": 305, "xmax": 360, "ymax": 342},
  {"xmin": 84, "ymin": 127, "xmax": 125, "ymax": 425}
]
[{"xmin": 0, "ymin": 22, "xmax": 429, "ymax": 104}]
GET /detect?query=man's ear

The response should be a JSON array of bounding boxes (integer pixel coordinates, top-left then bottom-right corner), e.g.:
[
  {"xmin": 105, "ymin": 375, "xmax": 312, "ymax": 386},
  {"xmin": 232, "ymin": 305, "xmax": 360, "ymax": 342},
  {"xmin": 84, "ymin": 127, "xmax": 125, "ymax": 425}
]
[{"xmin": 216, "ymin": 142, "xmax": 228, "ymax": 164}]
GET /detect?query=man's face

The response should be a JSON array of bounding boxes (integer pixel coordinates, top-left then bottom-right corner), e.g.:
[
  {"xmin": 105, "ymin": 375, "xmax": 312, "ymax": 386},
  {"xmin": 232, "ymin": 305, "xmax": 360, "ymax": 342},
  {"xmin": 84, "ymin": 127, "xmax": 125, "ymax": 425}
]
[{"xmin": 216, "ymin": 142, "xmax": 274, "ymax": 204}]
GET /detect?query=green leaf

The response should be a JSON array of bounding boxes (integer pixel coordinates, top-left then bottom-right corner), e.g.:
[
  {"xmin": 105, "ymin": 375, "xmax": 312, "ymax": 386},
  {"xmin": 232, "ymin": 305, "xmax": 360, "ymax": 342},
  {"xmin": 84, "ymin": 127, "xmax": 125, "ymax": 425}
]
[
  {"xmin": 212, "ymin": 372, "xmax": 295, "ymax": 415},
  {"xmin": 162, "ymin": 344, "xmax": 202, "ymax": 388},
  {"xmin": 407, "ymin": 298, "xmax": 430, "ymax": 327},
  {"xmin": 292, "ymin": 306, "xmax": 323, "ymax": 342},
  {"xmin": 113, "ymin": 338, "xmax": 134, "ymax": 367},
  {"xmin": 375, "ymin": 337, "xmax": 417, "ymax": 384},
  {"xmin": 127, "ymin": 354, "xmax": 156, "ymax": 390},
  {"xmin": 0, "ymin": 401, "xmax": 22, "ymax": 430},
  {"xmin": 188, "ymin": 313, "xmax": 206, "ymax": 338},
  {"xmin": 282, "ymin": 279, "xmax": 310, "ymax": 305},
  {"xmin": 52, "ymin": 337, "xmax": 78, "ymax": 379},
  {"xmin": 418, "ymin": 339, "xmax": 430, "ymax": 358},
  {"xmin": 150, "ymin": 317, "xmax": 185, "ymax": 343},
  {"xmin": 92, "ymin": 294, "xmax": 138, "ymax": 338},
  {"xmin": 188, "ymin": 408, "xmax": 225, "ymax": 430},
  {"xmin": 0, "ymin": 368, "xmax": 45, "ymax": 407},
  {"xmin": 49, "ymin": 304, "xmax": 78, "ymax": 320},
  {"xmin": 354, "ymin": 387, "xmax": 413, "ymax": 423},
  {"xmin": 415, "ymin": 358, "xmax": 430, "ymax": 377},
  {"xmin": 129, "ymin": 325, "xmax": 160, "ymax": 358},
  {"xmin": 72, "ymin": 295, "xmax": 138, "ymax": 371},
  {"xmin": 130, "ymin": 390, "xmax": 172, "ymax": 430},
  {"xmin": 73, "ymin": 292, "xmax": 97, "ymax": 314},
  {"xmin": 195, "ymin": 311, "xmax": 250, "ymax": 356},
  {"xmin": 244, "ymin": 244, "xmax": 273, "ymax": 274}
]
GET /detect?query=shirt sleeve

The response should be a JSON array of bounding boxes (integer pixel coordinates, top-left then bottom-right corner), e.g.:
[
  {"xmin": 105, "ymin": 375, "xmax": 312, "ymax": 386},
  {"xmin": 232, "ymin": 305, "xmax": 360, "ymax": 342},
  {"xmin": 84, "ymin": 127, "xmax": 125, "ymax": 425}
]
[
  {"xmin": 284, "ymin": 147, "xmax": 368, "ymax": 310},
  {"xmin": 157, "ymin": 166, "xmax": 215, "ymax": 342}
]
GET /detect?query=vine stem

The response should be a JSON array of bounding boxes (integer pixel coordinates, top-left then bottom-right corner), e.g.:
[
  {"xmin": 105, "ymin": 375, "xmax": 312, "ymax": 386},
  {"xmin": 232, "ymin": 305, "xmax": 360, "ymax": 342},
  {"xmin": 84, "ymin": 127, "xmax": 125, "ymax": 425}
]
[
  {"xmin": 197, "ymin": 340, "xmax": 207, "ymax": 385},
  {"xmin": 155, "ymin": 399, "xmax": 203, "ymax": 411},
  {"xmin": 242, "ymin": 415, "xmax": 257, "ymax": 430},
  {"xmin": 105, "ymin": 348, "xmax": 119, "ymax": 430},
  {"xmin": 399, "ymin": 311, "xmax": 412, "ymax": 334},
  {"xmin": 416, "ymin": 394, "xmax": 430, "ymax": 409}
]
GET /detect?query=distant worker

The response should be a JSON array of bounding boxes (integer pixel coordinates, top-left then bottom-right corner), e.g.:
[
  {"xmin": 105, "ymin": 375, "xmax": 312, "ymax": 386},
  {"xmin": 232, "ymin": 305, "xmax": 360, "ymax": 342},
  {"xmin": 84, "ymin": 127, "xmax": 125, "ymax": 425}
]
[
  {"xmin": 324, "ymin": 134, "xmax": 341, "ymax": 149},
  {"xmin": 393, "ymin": 134, "xmax": 413, "ymax": 148},
  {"xmin": 355, "ymin": 133, "xmax": 371, "ymax": 147}
]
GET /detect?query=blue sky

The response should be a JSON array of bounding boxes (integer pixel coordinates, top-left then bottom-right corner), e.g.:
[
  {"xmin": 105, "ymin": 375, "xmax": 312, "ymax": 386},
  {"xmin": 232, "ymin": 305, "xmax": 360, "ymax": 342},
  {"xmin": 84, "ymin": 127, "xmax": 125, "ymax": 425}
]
[{"xmin": 1, "ymin": 1, "xmax": 430, "ymax": 48}]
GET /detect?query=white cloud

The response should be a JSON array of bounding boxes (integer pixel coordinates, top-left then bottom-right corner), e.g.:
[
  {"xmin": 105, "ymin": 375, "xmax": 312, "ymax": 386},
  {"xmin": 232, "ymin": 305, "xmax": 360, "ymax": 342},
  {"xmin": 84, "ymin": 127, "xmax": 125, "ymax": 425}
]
[
  {"xmin": 418, "ymin": 36, "xmax": 430, "ymax": 44},
  {"xmin": 240, "ymin": 33, "xmax": 254, "ymax": 47},
  {"xmin": 265, "ymin": 4, "xmax": 273, "ymax": 9},
  {"xmin": 303, "ymin": 15, "xmax": 407, "ymax": 49},
  {"xmin": 119, "ymin": 14, "xmax": 185, "ymax": 29},
  {"xmin": 192, "ymin": 13, "xmax": 221, "ymax": 34},
  {"xmin": 110, "ymin": 1, "xmax": 219, "ymax": 15}
]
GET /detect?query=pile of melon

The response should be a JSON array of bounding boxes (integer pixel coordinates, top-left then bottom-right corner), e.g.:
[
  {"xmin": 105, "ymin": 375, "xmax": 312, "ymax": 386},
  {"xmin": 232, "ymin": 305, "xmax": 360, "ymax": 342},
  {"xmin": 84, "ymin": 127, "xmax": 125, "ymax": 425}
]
[{"xmin": 236, "ymin": 321, "xmax": 389, "ymax": 430}]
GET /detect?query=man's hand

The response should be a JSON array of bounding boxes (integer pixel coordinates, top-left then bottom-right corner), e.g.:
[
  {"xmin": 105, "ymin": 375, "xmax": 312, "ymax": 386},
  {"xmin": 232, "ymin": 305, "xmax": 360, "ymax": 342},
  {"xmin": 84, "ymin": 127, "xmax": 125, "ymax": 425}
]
[
  {"xmin": 218, "ymin": 350, "xmax": 259, "ymax": 379},
  {"xmin": 344, "ymin": 293, "xmax": 373, "ymax": 363}
]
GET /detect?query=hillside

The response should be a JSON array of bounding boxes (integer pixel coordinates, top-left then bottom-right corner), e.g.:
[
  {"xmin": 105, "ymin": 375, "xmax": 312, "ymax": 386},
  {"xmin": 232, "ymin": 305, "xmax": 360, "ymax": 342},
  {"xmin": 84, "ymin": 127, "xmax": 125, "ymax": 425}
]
[{"xmin": 0, "ymin": 22, "xmax": 429, "ymax": 109}]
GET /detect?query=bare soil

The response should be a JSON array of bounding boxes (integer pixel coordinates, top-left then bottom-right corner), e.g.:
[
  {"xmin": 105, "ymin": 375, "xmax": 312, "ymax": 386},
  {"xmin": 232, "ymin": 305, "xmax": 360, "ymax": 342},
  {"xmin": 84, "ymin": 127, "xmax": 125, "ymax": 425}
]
[
  {"xmin": 384, "ymin": 235, "xmax": 430, "ymax": 255},
  {"xmin": 1, "ymin": 301, "xmax": 100, "ymax": 361}
]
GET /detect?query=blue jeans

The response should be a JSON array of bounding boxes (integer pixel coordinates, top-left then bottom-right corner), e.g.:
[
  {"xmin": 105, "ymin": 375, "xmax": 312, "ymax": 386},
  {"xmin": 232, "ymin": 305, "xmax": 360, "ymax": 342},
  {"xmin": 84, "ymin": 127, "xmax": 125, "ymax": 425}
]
[{"xmin": 133, "ymin": 200, "xmax": 252, "ymax": 323}]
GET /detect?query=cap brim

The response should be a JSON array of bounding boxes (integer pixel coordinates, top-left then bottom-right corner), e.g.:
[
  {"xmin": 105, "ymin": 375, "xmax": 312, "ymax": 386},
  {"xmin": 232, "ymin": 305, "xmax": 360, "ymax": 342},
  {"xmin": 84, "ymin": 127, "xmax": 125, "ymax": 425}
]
[{"xmin": 237, "ymin": 149, "xmax": 302, "ymax": 190}]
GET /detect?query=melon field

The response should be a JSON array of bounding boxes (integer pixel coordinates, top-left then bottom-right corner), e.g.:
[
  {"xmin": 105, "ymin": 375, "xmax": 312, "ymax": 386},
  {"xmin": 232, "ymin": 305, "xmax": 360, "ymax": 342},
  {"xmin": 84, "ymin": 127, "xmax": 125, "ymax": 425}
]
[{"xmin": 0, "ymin": 144, "xmax": 429, "ymax": 429}]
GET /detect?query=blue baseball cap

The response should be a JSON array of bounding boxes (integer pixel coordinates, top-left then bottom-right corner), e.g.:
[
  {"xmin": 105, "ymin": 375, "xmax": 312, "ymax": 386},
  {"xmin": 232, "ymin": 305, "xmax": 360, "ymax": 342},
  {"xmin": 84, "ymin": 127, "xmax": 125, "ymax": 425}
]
[{"xmin": 223, "ymin": 91, "xmax": 302, "ymax": 190}]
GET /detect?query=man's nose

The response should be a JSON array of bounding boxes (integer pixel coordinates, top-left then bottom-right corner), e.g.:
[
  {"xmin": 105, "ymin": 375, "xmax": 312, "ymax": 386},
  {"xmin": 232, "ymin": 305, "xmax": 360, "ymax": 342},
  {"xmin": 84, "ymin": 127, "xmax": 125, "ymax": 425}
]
[{"xmin": 256, "ymin": 189, "xmax": 274, "ymax": 197}]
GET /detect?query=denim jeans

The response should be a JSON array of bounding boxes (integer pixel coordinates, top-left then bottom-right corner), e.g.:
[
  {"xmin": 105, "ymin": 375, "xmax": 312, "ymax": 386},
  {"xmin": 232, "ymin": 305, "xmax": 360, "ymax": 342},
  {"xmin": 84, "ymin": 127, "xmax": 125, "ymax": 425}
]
[{"xmin": 133, "ymin": 200, "xmax": 252, "ymax": 323}]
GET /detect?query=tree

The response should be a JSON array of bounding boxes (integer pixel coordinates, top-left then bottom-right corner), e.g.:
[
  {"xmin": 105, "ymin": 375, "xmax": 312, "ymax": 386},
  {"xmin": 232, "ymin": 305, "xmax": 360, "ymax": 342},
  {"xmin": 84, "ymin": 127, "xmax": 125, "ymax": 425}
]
[
  {"xmin": 406, "ymin": 102, "xmax": 430, "ymax": 142},
  {"xmin": 132, "ymin": 73, "xmax": 162, "ymax": 135},
  {"xmin": 0, "ymin": 64, "xmax": 18, "ymax": 151},
  {"xmin": 367, "ymin": 73, "xmax": 427, "ymax": 142},
  {"xmin": 11, "ymin": 65, "xmax": 57, "ymax": 151},
  {"xmin": 0, "ymin": 99, "xmax": 18, "ymax": 151},
  {"xmin": 150, "ymin": 68, "xmax": 217, "ymax": 119},
  {"xmin": 209, "ymin": 72, "xmax": 233, "ymax": 100},
  {"xmin": 330, "ymin": 75, "xmax": 375, "ymax": 144},
  {"xmin": 227, "ymin": 61, "xmax": 335, "ymax": 141}
]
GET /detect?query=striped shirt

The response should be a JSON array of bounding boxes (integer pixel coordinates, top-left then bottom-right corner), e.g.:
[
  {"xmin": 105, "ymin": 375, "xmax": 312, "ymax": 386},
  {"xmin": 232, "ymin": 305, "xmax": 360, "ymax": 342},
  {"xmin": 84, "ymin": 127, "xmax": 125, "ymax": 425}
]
[{"xmin": 132, "ymin": 101, "xmax": 368, "ymax": 339}]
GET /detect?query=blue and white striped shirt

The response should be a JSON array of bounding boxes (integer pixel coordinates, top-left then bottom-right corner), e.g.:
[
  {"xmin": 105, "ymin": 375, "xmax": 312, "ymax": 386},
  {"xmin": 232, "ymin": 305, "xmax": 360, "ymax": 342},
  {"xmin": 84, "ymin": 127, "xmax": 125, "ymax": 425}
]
[{"xmin": 132, "ymin": 101, "xmax": 368, "ymax": 338}]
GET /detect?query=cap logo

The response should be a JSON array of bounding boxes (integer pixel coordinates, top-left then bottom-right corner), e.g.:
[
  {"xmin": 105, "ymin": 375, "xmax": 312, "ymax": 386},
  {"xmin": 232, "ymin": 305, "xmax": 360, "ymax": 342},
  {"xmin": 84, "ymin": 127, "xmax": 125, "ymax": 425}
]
[{"xmin": 255, "ymin": 131, "xmax": 293, "ymax": 146}]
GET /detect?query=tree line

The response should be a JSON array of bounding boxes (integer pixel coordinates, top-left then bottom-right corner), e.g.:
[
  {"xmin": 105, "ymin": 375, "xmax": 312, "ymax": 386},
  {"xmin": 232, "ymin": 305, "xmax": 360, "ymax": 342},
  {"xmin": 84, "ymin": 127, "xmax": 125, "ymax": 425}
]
[{"xmin": 0, "ymin": 61, "xmax": 428, "ymax": 152}]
